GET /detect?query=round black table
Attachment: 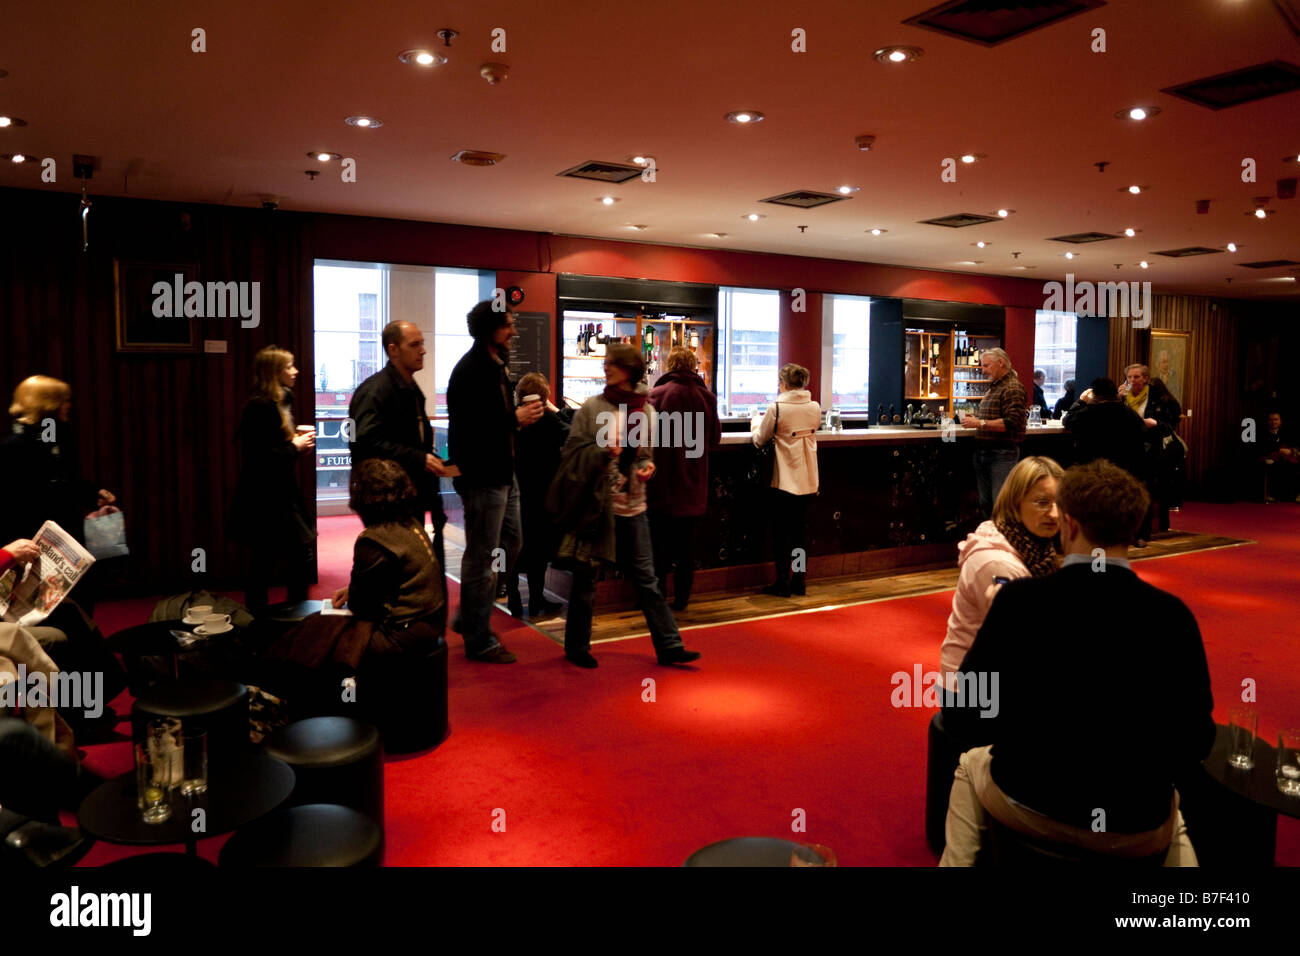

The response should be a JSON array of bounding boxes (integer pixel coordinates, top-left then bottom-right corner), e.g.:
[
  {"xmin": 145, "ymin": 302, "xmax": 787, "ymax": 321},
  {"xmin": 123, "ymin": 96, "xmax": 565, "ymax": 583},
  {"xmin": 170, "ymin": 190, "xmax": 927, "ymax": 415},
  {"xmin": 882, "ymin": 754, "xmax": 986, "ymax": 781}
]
[
  {"xmin": 684, "ymin": 837, "xmax": 836, "ymax": 867},
  {"xmin": 1192, "ymin": 723, "xmax": 1300, "ymax": 866},
  {"xmin": 78, "ymin": 753, "xmax": 295, "ymax": 857}
]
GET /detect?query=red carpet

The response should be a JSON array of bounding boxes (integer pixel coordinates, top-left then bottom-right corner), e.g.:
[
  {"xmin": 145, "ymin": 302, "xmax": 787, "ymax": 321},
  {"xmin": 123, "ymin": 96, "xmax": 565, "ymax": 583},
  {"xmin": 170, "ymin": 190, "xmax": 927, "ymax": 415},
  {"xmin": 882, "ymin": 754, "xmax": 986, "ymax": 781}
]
[{"xmin": 76, "ymin": 503, "xmax": 1300, "ymax": 866}]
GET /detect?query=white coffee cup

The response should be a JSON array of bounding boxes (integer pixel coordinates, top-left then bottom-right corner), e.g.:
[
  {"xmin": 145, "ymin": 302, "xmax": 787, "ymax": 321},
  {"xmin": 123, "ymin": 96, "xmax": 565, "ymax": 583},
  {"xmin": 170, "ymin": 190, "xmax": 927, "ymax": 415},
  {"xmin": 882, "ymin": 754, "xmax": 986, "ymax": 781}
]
[
  {"xmin": 202, "ymin": 612, "xmax": 231, "ymax": 627},
  {"xmin": 184, "ymin": 605, "xmax": 213, "ymax": 623}
]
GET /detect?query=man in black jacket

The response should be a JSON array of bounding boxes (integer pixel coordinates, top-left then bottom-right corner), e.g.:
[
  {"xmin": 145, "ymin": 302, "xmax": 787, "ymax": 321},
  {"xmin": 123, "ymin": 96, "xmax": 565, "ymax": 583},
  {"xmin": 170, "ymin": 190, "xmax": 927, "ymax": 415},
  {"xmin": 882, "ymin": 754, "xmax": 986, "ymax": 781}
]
[
  {"xmin": 348, "ymin": 321, "xmax": 449, "ymax": 581},
  {"xmin": 939, "ymin": 460, "xmax": 1214, "ymax": 865},
  {"xmin": 1062, "ymin": 377, "xmax": 1149, "ymax": 483},
  {"xmin": 447, "ymin": 301, "xmax": 543, "ymax": 663}
]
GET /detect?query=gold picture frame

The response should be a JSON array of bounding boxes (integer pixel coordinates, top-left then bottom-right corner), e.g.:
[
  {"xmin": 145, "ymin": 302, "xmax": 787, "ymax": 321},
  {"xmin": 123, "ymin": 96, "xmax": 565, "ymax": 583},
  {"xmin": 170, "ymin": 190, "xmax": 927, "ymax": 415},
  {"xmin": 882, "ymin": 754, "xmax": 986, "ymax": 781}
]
[
  {"xmin": 114, "ymin": 260, "xmax": 200, "ymax": 352},
  {"xmin": 1149, "ymin": 329, "xmax": 1191, "ymax": 408}
]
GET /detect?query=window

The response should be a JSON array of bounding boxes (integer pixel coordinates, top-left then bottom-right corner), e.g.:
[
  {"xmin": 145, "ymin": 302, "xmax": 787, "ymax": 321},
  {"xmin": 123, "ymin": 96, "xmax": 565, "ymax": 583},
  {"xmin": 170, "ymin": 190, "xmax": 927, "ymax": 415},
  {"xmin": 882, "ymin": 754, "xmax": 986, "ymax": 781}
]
[
  {"xmin": 828, "ymin": 295, "xmax": 870, "ymax": 411},
  {"xmin": 1033, "ymin": 310, "xmax": 1078, "ymax": 414},
  {"xmin": 432, "ymin": 269, "xmax": 481, "ymax": 416},
  {"xmin": 718, "ymin": 288, "xmax": 779, "ymax": 413}
]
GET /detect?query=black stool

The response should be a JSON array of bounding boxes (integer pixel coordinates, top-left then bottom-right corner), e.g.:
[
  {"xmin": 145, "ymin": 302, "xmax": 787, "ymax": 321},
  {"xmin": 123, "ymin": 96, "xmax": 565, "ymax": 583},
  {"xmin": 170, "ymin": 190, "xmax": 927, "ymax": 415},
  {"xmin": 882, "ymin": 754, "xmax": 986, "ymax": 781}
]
[
  {"xmin": 102, "ymin": 852, "xmax": 217, "ymax": 870},
  {"xmin": 925, "ymin": 711, "xmax": 965, "ymax": 855},
  {"xmin": 363, "ymin": 643, "xmax": 448, "ymax": 754},
  {"xmin": 131, "ymin": 679, "xmax": 249, "ymax": 771},
  {"xmin": 218, "ymin": 804, "xmax": 383, "ymax": 867},
  {"xmin": 263, "ymin": 717, "xmax": 384, "ymax": 830},
  {"xmin": 989, "ymin": 819, "xmax": 1167, "ymax": 866}
]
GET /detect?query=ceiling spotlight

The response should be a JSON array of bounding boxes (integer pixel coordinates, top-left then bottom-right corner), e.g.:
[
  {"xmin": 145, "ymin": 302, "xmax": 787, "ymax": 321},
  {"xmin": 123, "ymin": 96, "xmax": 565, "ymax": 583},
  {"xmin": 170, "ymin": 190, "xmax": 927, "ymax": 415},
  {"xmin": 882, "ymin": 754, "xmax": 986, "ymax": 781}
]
[
  {"xmin": 345, "ymin": 116, "xmax": 383, "ymax": 128},
  {"xmin": 1064, "ymin": 252, "xmax": 1075, "ymax": 260},
  {"xmin": 744, "ymin": 213, "xmax": 765, "ymax": 221},
  {"xmin": 8, "ymin": 153, "xmax": 26, "ymax": 163},
  {"xmin": 398, "ymin": 49, "xmax": 446, "ymax": 66},
  {"xmin": 711, "ymin": 233, "xmax": 728, "ymax": 238},
  {"xmin": 960, "ymin": 153, "xmax": 981, "ymax": 164},
  {"xmin": 308, "ymin": 151, "xmax": 342, "ymax": 162},
  {"xmin": 1227, "ymin": 242, "xmax": 1238, "ymax": 252},
  {"xmin": 974, "ymin": 241, "xmax": 987, "ymax": 248},
  {"xmin": 1255, "ymin": 207, "xmax": 1267, "ymax": 218},
  {"xmin": 0, "ymin": 115, "xmax": 26, "ymax": 128},
  {"xmin": 868, "ymin": 228, "xmax": 887, "ymax": 236},
  {"xmin": 873, "ymin": 46, "xmax": 923, "ymax": 64},
  {"xmin": 1115, "ymin": 106, "xmax": 1161, "ymax": 121},
  {"xmin": 598, "ymin": 196, "xmax": 619, "ymax": 205},
  {"xmin": 997, "ymin": 209, "xmax": 1009, "ymax": 218},
  {"xmin": 855, "ymin": 134, "xmax": 876, "ymax": 151},
  {"xmin": 725, "ymin": 110, "xmax": 765, "ymax": 125},
  {"xmin": 629, "ymin": 224, "xmax": 648, "ymax": 230},
  {"xmin": 479, "ymin": 62, "xmax": 509, "ymax": 84},
  {"xmin": 1124, "ymin": 227, "xmax": 1136, "ymax": 237},
  {"xmin": 450, "ymin": 149, "xmax": 505, "ymax": 166},
  {"xmin": 1128, "ymin": 185, "xmax": 1142, "ymax": 194},
  {"xmin": 1140, "ymin": 260, "xmax": 1149, "ymax": 269},
  {"xmin": 630, "ymin": 155, "xmax": 656, "ymax": 166},
  {"xmin": 836, "ymin": 185, "xmax": 859, "ymax": 195}
]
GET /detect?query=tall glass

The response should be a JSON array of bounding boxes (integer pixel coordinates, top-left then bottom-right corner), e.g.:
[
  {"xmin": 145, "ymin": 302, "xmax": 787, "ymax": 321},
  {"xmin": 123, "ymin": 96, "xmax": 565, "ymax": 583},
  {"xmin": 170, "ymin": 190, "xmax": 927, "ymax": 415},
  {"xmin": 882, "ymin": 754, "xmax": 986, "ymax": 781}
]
[
  {"xmin": 1228, "ymin": 706, "xmax": 1258, "ymax": 770},
  {"xmin": 1277, "ymin": 730, "xmax": 1300, "ymax": 797},
  {"xmin": 134, "ymin": 741, "xmax": 172, "ymax": 824},
  {"xmin": 179, "ymin": 727, "xmax": 208, "ymax": 796}
]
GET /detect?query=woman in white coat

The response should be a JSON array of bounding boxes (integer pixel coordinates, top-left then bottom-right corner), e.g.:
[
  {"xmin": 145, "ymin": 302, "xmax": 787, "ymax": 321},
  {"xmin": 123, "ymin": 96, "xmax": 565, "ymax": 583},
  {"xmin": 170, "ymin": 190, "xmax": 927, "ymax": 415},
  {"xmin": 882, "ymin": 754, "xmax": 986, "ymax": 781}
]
[{"xmin": 753, "ymin": 363, "xmax": 821, "ymax": 596}]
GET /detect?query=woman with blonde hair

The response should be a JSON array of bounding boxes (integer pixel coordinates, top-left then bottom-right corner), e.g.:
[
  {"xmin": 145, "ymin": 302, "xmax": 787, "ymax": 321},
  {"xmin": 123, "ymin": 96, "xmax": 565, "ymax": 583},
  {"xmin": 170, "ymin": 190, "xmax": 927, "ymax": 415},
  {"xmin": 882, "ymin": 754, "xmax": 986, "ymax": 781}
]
[
  {"xmin": 941, "ymin": 455, "xmax": 1064, "ymax": 678},
  {"xmin": 229, "ymin": 346, "xmax": 316, "ymax": 614}
]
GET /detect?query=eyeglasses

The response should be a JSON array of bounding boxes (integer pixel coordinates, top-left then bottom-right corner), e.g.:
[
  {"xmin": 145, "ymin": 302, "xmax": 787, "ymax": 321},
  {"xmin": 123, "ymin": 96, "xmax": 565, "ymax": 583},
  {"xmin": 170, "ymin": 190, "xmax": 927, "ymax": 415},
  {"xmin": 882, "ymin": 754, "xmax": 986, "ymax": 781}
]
[{"xmin": 1027, "ymin": 498, "xmax": 1056, "ymax": 512}]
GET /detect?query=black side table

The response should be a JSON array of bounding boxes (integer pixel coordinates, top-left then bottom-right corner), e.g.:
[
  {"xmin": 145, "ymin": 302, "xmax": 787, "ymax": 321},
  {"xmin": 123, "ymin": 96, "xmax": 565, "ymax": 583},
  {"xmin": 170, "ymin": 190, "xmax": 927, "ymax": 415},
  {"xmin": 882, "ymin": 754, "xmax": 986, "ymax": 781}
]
[{"xmin": 78, "ymin": 753, "xmax": 294, "ymax": 858}]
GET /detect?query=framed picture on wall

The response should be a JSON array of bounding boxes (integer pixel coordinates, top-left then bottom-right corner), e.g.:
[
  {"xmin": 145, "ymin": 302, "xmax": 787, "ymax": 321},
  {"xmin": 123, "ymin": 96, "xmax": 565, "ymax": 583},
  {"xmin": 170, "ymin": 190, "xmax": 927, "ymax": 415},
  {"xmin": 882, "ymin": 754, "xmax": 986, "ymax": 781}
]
[
  {"xmin": 114, "ymin": 260, "xmax": 200, "ymax": 352},
  {"xmin": 1149, "ymin": 329, "xmax": 1191, "ymax": 408}
]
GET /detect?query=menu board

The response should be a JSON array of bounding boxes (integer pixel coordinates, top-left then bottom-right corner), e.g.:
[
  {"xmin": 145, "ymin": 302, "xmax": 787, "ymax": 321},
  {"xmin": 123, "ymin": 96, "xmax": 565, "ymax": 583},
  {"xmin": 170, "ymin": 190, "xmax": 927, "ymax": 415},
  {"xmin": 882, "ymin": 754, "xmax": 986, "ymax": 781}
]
[{"xmin": 508, "ymin": 311, "xmax": 550, "ymax": 383}]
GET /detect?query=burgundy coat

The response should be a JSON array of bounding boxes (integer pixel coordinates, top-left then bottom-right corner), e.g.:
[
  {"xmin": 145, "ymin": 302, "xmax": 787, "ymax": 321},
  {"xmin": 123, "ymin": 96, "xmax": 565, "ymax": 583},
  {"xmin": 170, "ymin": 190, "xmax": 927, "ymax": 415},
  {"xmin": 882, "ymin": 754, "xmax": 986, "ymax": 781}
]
[{"xmin": 646, "ymin": 370, "xmax": 721, "ymax": 516}]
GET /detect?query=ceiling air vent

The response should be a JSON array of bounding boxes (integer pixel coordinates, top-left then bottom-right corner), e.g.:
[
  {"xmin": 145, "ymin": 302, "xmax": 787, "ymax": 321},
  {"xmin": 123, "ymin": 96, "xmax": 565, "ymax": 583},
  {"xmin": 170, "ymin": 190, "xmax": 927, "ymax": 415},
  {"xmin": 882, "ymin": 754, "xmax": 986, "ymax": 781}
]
[
  {"xmin": 451, "ymin": 150, "xmax": 505, "ymax": 166},
  {"xmin": 1152, "ymin": 247, "xmax": 1224, "ymax": 258},
  {"xmin": 1161, "ymin": 60, "xmax": 1300, "ymax": 110},
  {"xmin": 759, "ymin": 190, "xmax": 848, "ymax": 208},
  {"xmin": 918, "ymin": 212, "xmax": 1001, "ymax": 228},
  {"xmin": 556, "ymin": 160, "xmax": 644, "ymax": 183},
  {"xmin": 1238, "ymin": 259, "xmax": 1300, "ymax": 269},
  {"xmin": 903, "ymin": 0, "xmax": 1106, "ymax": 47},
  {"xmin": 1047, "ymin": 232, "xmax": 1122, "ymax": 244}
]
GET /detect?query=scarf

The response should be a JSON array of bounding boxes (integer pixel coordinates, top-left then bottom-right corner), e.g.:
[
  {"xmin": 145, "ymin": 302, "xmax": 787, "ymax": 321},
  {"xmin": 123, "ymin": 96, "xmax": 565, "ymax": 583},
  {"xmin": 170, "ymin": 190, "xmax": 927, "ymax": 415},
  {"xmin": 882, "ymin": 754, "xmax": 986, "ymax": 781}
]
[
  {"xmin": 602, "ymin": 384, "xmax": 647, "ymax": 477},
  {"xmin": 1124, "ymin": 385, "xmax": 1148, "ymax": 412},
  {"xmin": 995, "ymin": 516, "xmax": 1059, "ymax": 578}
]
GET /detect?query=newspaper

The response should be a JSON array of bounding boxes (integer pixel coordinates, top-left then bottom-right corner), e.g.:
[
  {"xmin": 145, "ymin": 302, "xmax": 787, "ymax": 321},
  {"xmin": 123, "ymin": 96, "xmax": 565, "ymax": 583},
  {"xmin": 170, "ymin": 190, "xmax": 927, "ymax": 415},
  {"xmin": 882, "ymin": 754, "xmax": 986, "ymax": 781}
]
[{"xmin": 0, "ymin": 521, "xmax": 96, "ymax": 626}]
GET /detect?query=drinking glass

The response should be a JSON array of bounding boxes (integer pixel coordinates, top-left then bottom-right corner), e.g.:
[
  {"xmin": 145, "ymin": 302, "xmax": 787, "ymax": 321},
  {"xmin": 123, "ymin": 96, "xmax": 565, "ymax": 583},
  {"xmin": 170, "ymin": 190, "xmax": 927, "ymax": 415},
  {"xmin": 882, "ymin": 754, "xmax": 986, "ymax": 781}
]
[
  {"xmin": 179, "ymin": 727, "xmax": 208, "ymax": 796},
  {"xmin": 134, "ymin": 741, "xmax": 172, "ymax": 824},
  {"xmin": 1277, "ymin": 730, "xmax": 1300, "ymax": 797},
  {"xmin": 1228, "ymin": 706, "xmax": 1258, "ymax": 770}
]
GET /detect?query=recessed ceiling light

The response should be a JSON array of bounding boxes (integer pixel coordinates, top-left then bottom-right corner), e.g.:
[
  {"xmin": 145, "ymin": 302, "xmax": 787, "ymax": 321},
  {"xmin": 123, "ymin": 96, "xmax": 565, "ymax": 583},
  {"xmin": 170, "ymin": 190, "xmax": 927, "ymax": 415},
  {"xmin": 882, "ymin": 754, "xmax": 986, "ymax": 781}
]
[
  {"xmin": 8, "ymin": 153, "xmax": 26, "ymax": 163},
  {"xmin": 873, "ymin": 46, "xmax": 923, "ymax": 64},
  {"xmin": 836, "ymin": 185, "xmax": 859, "ymax": 194},
  {"xmin": 1254, "ymin": 207, "xmax": 1268, "ymax": 218},
  {"xmin": 308, "ymin": 151, "xmax": 342, "ymax": 162},
  {"xmin": 1128, "ymin": 185, "xmax": 1142, "ymax": 194},
  {"xmin": 1140, "ymin": 260, "xmax": 1149, "ymax": 269},
  {"xmin": 345, "ymin": 115, "xmax": 383, "ymax": 128},
  {"xmin": 868, "ymin": 228, "xmax": 887, "ymax": 236},
  {"xmin": 1124, "ymin": 227, "xmax": 1136, "ymax": 237},
  {"xmin": 1227, "ymin": 242, "xmax": 1238, "ymax": 252},
  {"xmin": 974, "ymin": 241, "xmax": 988, "ymax": 248},
  {"xmin": 997, "ymin": 209, "xmax": 1009, "ymax": 218},
  {"xmin": 743, "ymin": 213, "xmax": 765, "ymax": 221},
  {"xmin": 629, "ymin": 224, "xmax": 648, "ymax": 230},
  {"xmin": 725, "ymin": 110, "xmax": 765, "ymax": 125},
  {"xmin": 1064, "ymin": 252, "xmax": 1075, "ymax": 260},
  {"xmin": 1115, "ymin": 106, "xmax": 1161, "ymax": 121},
  {"xmin": 710, "ymin": 232, "xmax": 728, "ymax": 238},
  {"xmin": 450, "ymin": 149, "xmax": 505, "ymax": 166},
  {"xmin": 957, "ymin": 260, "xmax": 981, "ymax": 266},
  {"xmin": 598, "ymin": 196, "xmax": 619, "ymax": 205},
  {"xmin": 399, "ymin": 49, "xmax": 446, "ymax": 66},
  {"xmin": 0, "ymin": 115, "xmax": 26, "ymax": 128},
  {"xmin": 960, "ymin": 153, "xmax": 983, "ymax": 164},
  {"xmin": 630, "ymin": 155, "xmax": 656, "ymax": 166}
]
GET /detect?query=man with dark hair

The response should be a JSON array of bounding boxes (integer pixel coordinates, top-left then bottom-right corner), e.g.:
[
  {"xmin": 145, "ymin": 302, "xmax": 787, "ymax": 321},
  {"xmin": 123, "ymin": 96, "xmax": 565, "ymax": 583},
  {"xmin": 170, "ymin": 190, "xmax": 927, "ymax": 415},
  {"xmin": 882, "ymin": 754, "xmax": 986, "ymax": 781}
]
[
  {"xmin": 940, "ymin": 460, "xmax": 1214, "ymax": 866},
  {"xmin": 1031, "ymin": 370, "xmax": 1050, "ymax": 420},
  {"xmin": 348, "ymin": 320, "xmax": 449, "ymax": 583},
  {"xmin": 1052, "ymin": 379, "xmax": 1076, "ymax": 420},
  {"xmin": 447, "ymin": 301, "xmax": 543, "ymax": 663},
  {"xmin": 1260, "ymin": 411, "xmax": 1300, "ymax": 503},
  {"xmin": 1062, "ymin": 377, "xmax": 1149, "ymax": 489}
]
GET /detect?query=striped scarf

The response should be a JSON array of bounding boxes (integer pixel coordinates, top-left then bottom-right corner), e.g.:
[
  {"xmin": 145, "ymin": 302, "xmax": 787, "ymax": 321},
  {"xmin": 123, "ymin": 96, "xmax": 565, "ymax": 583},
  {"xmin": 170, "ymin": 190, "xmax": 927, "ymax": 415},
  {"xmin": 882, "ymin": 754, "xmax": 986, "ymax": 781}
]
[
  {"xmin": 1124, "ymin": 385, "xmax": 1148, "ymax": 413},
  {"xmin": 995, "ymin": 517, "xmax": 1060, "ymax": 578}
]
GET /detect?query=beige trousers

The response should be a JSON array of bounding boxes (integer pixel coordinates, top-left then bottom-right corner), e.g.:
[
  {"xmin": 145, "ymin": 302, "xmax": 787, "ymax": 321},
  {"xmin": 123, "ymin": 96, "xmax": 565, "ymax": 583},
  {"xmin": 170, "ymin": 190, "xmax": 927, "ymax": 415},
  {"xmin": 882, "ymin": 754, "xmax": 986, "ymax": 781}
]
[{"xmin": 938, "ymin": 745, "xmax": 1198, "ymax": 867}]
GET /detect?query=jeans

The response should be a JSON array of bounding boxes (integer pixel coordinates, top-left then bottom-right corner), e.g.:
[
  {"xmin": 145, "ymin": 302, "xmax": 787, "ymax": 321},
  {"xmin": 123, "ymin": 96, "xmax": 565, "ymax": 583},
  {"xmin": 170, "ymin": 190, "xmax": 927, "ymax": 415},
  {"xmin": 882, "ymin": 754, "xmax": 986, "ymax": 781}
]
[
  {"xmin": 457, "ymin": 479, "xmax": 522, "ymax": 654},
  {"xmin": 973, "ymin": 447, "xmax": 1020, "ymax": 517},
  {"xmin": 565, "ymin": 512, "xmax": 684, "ymax": 656}
]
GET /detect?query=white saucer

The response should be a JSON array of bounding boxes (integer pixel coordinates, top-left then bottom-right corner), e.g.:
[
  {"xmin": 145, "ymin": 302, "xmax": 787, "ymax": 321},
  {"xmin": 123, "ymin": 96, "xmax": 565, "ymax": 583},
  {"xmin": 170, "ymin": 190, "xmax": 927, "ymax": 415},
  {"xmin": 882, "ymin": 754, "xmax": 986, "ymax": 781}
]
[{"xmin": 193, "ymin": 623, "xmax": 233, "ymax": 636}]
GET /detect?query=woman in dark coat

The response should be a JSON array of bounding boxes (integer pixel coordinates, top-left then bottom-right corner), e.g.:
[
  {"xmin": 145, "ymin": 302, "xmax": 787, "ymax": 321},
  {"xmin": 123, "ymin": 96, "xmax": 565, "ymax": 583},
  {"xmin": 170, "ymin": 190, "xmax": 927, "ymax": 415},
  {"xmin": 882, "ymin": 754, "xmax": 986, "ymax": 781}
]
[
  {"xmin": 504, "ymin": 372, "xmax": 569, "ymax": 618},
  {"xmin": 229, "ymin": 347, "xmax": 316, "ymax": 615},
  {"xmin": 1143, "ymin": 377, "xmax": 1184, "ymax": 532},
  {"xmin": 646, "ymin": 347, "xmax": 720, "ymax": 610}
]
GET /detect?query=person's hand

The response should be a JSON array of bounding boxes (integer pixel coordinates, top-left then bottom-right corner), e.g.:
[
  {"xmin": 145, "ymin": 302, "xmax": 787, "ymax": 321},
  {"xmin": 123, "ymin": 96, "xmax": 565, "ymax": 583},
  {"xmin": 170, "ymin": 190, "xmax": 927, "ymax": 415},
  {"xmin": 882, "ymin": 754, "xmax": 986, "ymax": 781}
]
[
  {"xmin": 635, "ymin": 461, "xmax": 656, "ymax": 481},
  {"xmin": 545, "ymin": 400, "xmax": 559, "ymax": 413},
  {"xmin": 292, "ymin": 432, "xmax": 315, "ymax": 451},
  {"xmin": 2, "ymin": 539, "xmax": 39, "ymax": 565},
  {"xmin": 1079, "ymin": 389, "xmax": 1095, "ymax": 404},
  {"xmin": 1117, "ymin": 381, "xmax": 1130, "ymax": 396},
  {"xmin": 958, "ymin": 414, "xmax": 979, "ymax": 429},
  {"xmin": 331, "ymin": 585, "xmax": 349, "ymax": 608},
  {"xmin": 1143, "ymin": 417, "xmax": 1158, "ymax": 428},
  {"xmin": 97, "ymin": 489, "xmax": 117, "ymax": 507},
  {"xmin": 425, "ymin": 454, "xmax": 449, "ymax": 476},
  {"xmin": 516, "ymin": 401, "xmax": 544, "ymax": 426}
]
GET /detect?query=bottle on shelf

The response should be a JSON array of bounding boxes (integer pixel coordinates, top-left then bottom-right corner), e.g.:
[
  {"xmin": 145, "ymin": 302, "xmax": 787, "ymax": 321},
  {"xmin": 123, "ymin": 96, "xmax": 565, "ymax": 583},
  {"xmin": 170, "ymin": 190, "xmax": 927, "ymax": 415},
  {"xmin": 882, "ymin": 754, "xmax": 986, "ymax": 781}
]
[
  {"xmin": 878, "ymin": 403, "xmax": 888, "ymax": 426},
  {"xmin": 890, "ymin": 404, "xmax": 900, "ymax": 424},
  {"xmin": 905, "ymin": 403, "xmax": 914, "ymax": 425}
]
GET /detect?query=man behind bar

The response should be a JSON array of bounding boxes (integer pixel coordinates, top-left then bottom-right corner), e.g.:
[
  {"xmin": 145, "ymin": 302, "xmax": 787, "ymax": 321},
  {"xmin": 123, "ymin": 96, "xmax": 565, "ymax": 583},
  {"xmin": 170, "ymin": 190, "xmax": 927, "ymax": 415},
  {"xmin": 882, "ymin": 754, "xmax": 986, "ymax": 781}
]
[{"xmin": 959, "ymin": 348, "xmax": 1027, "ymax": 517}]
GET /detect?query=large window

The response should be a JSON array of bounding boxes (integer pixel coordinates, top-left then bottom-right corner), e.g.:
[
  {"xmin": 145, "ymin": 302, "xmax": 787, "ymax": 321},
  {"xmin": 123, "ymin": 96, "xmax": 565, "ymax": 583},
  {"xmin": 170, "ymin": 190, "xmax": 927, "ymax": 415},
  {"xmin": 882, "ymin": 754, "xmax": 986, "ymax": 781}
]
[
  {"xmin": 828, "ymin": 295, "xmax": 870, "ymax": 411},
  {"xmin": 1033, "ymin": 310, "xmax": 1078, "ymax": 414},
  {"xmin": 717, "ymin": 287, "xmax": 779, "ymax": 413}
]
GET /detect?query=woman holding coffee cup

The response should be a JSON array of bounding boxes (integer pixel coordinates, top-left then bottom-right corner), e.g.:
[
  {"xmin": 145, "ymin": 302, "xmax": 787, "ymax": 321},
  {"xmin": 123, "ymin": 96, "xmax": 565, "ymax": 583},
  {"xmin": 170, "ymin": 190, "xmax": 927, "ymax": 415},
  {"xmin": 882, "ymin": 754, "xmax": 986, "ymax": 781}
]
[{"xmin": 229, "ymin": 346, "xmax": 316, "ymax": 615}]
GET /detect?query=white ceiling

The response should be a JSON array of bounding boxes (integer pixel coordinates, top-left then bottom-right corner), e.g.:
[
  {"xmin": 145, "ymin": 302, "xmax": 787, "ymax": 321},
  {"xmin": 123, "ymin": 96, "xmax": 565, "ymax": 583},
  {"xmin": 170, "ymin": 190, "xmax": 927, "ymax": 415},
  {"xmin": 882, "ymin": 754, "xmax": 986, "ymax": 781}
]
[{"xmin": 3, "ymin": 0, "xmax": 1298, "ymax": 299}]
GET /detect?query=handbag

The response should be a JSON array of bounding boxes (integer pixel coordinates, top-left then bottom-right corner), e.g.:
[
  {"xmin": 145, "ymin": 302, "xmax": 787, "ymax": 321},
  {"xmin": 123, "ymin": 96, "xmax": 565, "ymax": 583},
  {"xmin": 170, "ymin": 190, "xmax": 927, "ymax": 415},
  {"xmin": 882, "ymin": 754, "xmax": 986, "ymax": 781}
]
[
  {"xmin": 83, "ymin": 509, "xmax": 129, "ymax": 560},
  {"xmin": 747, "ymin": 403, "xmax": 779, "ymax": 485}
]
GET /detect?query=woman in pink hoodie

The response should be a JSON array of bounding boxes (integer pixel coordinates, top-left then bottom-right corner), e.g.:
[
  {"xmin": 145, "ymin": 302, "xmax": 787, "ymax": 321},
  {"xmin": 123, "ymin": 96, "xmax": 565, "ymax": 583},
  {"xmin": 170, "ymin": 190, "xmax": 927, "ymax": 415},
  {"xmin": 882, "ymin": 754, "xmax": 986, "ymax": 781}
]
[{"xmin": 941, "ymin": 456, "xmax": 1064, "ymax": 678}]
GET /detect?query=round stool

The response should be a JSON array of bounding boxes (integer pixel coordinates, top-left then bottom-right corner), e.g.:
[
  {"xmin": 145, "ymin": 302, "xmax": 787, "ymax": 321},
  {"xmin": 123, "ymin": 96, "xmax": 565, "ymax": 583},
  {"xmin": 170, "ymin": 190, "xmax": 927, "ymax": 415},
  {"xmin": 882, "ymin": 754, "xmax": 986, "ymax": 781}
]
[
  {"xmin": 361, "ymin": 643, "xmax": 447, "ymax": 755},
  {"xmin": 218, "ymin": 804, "xmax": 383, "ymax": 867},
  {"xmin": 102, "ymin": 852, "xmax": 217, "ymax": 871},
  {"xmin": 684, "ymin": 837, "xmax": 835, "ymax": 866},
  {"xmin": 131, "ymin": 679, "xmax": 249, "ymax": 771},
  {"xmin": 263, "ymin": 717, "xmax": 384, "ymax": 829}
]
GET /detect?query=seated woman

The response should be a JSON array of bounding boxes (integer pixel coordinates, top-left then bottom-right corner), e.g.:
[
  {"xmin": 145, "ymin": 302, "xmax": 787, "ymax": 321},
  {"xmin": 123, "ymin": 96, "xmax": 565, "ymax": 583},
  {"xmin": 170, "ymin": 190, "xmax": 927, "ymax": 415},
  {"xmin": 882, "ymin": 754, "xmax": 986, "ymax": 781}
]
[
  {"xmin": 267, "ymin": 460, "xmax": 446, "ymax": 749},
  {"xmin": 941, "ymin": 456, "xmax": 1064, "ymax": 681}
]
